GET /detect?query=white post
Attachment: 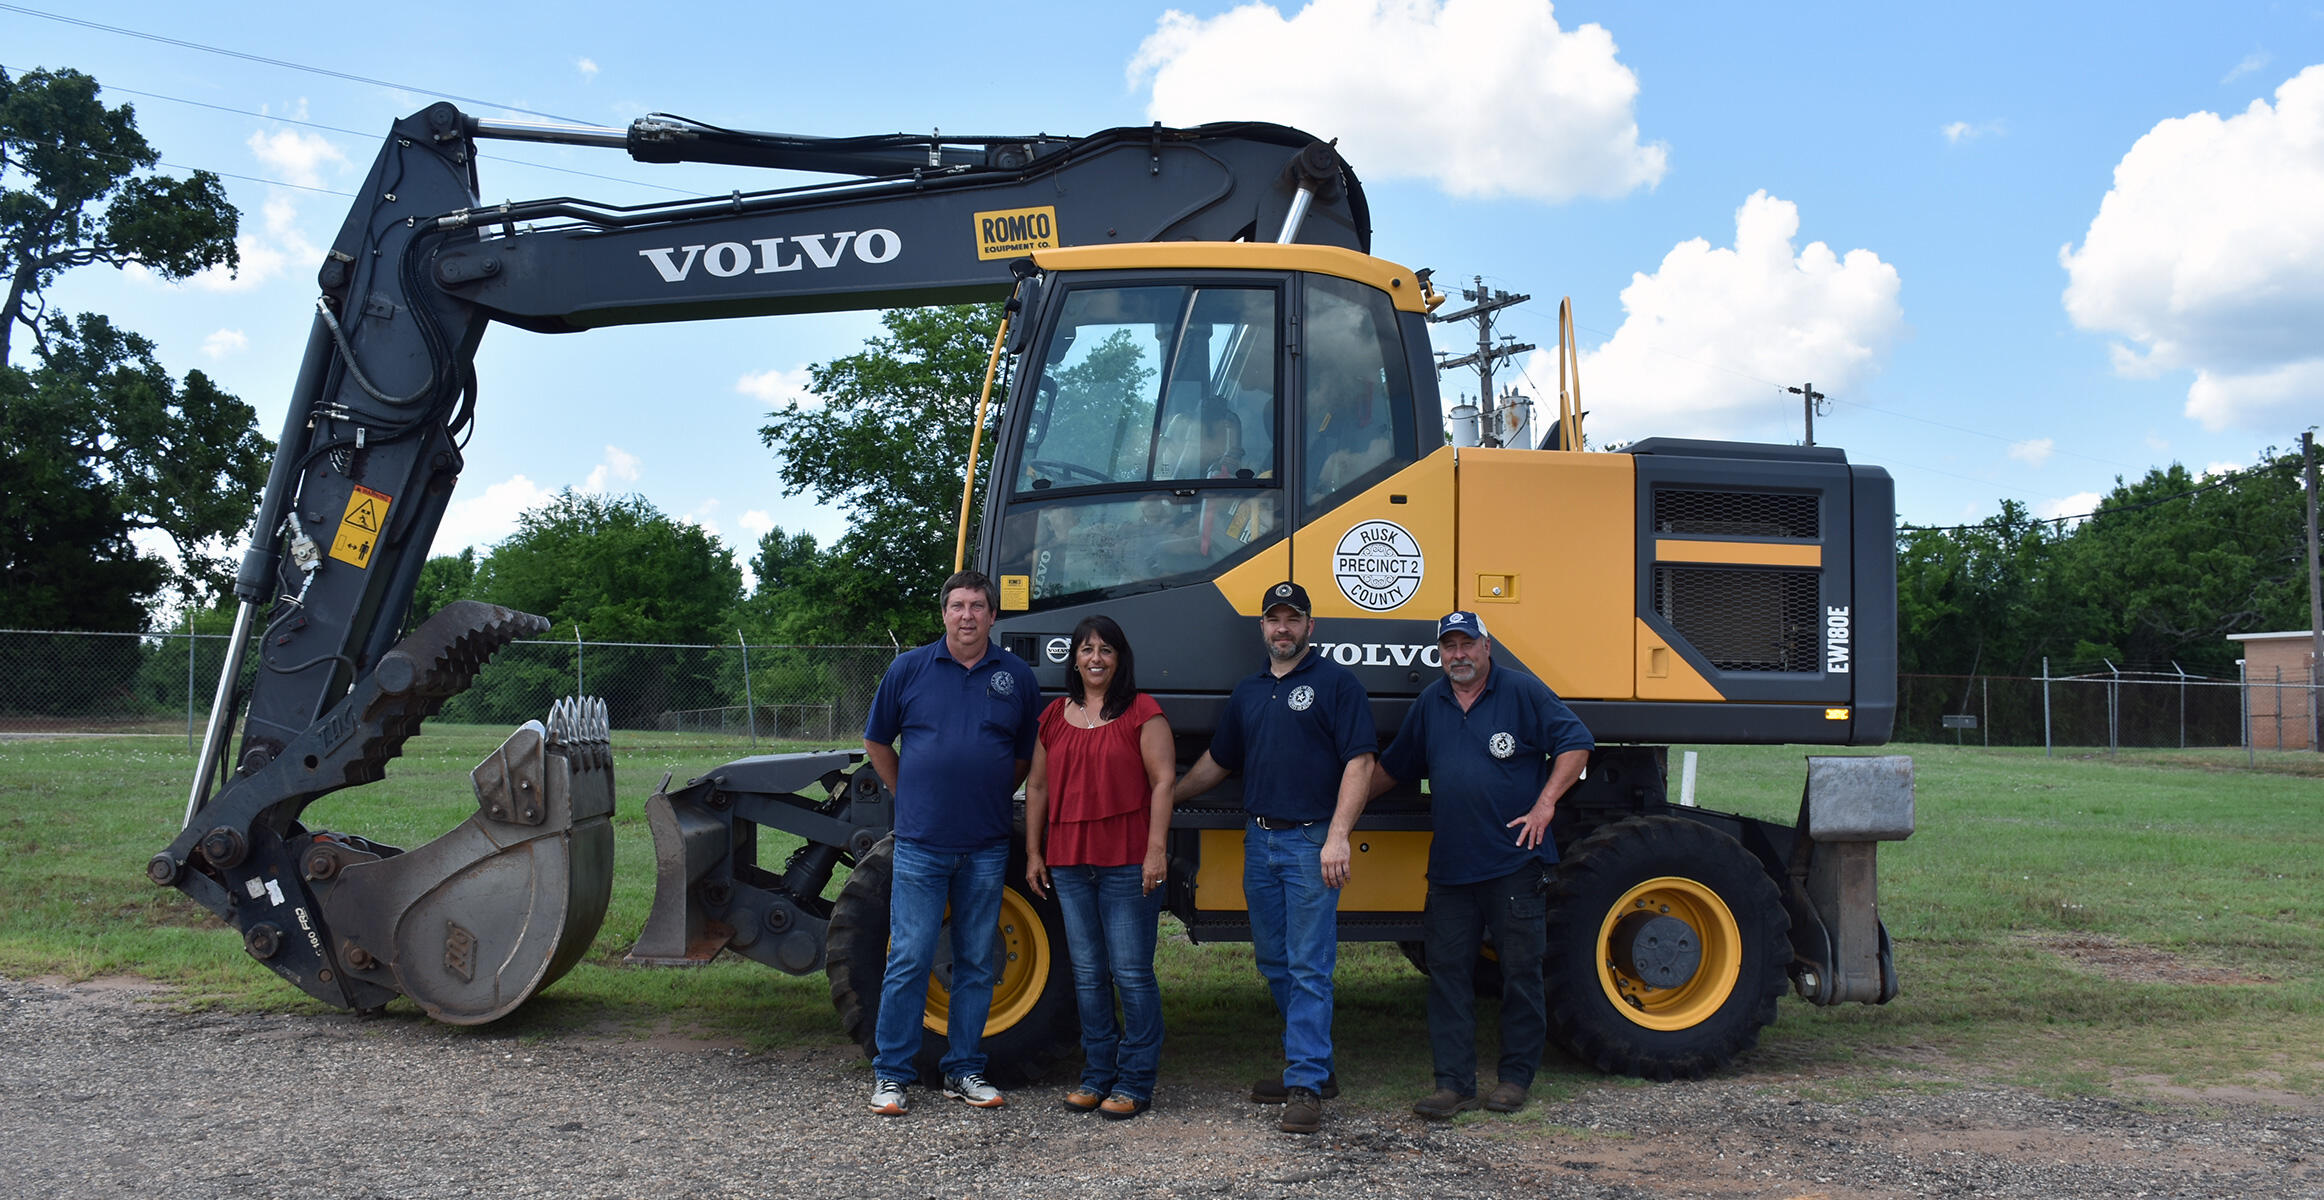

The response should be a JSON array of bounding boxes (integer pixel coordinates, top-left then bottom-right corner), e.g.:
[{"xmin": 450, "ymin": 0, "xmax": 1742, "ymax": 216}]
[
  {"xmin": 1678, "ymin": 750, "xmax": 1698, "ymax": 807},
  {"xmin": 739, "ymin": 629, "xmax": 757, "ymax": 751},
  {"xmin": 185, "ymin": 608, "xmax": 197, "ymax": 754}
]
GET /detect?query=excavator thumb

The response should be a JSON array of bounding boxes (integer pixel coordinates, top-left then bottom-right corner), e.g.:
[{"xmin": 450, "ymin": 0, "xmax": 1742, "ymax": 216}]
[
  {"xmin": 311, "ymin": 700, "xmax": 616, "ymax": 1024},
  {"xmin": 151, "ymin": 602, "xmax": 615, "ymax": 1024}
]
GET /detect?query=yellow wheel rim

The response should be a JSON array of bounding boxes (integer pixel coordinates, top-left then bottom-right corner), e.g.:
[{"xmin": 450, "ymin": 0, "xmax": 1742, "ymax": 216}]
[
  {"xmin": 1594, "ymin": 875, "xmax": 1742, "ymax": 1031},
  {"xmin": 925, "ymin": 885, "xmax": 1051, "ymax": 1036}
]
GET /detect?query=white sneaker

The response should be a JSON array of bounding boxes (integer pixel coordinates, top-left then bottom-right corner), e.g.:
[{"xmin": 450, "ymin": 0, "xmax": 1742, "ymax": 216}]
[
  {"xmin": 943, "ymin": 1072, "xmax": 1006, "ymax": 1108},
  {"xmin": 869, "ymin": 1077, "xmax": 909, "ymax": 1116}
]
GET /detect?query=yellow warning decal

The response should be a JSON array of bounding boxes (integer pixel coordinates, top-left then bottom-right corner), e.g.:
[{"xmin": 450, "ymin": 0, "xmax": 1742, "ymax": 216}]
[
  {"xmin": 328, "ymin": 484, "xmax": 392, "ymax": 569},
  {"xmin": 999, "ymin": 574, "xmax": 1031, "ymax": 611},
  {"xmin": 974, "ymin": 206, "xmax": 1058, "ymax": 260}
]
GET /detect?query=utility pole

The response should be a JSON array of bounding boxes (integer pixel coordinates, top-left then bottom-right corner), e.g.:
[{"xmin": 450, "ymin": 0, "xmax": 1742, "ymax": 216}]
[
  {"xmin": 1787, "ymin": 382, "xmax": 1827, "ymax": 447},
  {"xmin": 2304, "ymin": 429, "xmax": 2321, "ymax": 753},
  {"xmin": 1432, "ymin": 276, "xmax": 1535, "ymax": 446}
]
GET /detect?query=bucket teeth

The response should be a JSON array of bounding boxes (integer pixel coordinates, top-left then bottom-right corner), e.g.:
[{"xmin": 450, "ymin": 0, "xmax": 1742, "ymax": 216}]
[{"xmin": 547, "ymin": 696, "xmax": 612, "ymax": 769}]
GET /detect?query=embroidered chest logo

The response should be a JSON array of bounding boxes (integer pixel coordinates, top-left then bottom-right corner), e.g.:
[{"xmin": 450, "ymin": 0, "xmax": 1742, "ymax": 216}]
[
  {"xmin": 1288, "ymin": 685, "xmax": 1315, "ymax": 712},
  {"xmin": 989, "ymin": 672, "xmax": 1016, "ymax": 697},
  {"xmin": 1488, "ymin": 731, "xmax": 1516, "ymax": 759}
]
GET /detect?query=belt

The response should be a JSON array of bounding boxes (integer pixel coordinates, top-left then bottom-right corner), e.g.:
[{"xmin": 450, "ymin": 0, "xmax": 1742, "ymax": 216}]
[{"xmin": 1253, "ymin": 816, "xmax": 1318, "ymax": 831}]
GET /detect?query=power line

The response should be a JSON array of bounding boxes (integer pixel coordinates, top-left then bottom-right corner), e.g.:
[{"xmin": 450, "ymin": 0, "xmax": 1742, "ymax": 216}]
[{"xmin": 0, "ymin": 3, "xmax": 588, "ymax": 123}]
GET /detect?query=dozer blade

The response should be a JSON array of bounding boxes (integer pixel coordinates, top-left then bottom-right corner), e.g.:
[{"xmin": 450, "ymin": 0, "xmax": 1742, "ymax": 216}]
[{"xmin": 310, "ymin": 698, "xmax": 615, "ymax": 1024}]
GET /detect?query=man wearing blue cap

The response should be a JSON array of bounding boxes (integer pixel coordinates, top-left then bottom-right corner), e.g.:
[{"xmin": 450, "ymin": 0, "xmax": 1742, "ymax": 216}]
[
  {"xmin": 1173, "ymin": 580, "xmax": 1377, "ymax": 1134},
  {"xmin": 1369, "ymin": 610, "xmax": 1593, "ymax": 1117}
]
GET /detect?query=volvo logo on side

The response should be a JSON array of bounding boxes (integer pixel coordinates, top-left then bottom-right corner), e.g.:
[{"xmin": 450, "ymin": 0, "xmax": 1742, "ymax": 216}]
[
  {"xmin": 1043, "ymin": 636, "xmax": 1072, "ymax": 665},
  {"xmin": 1311, "ymin": 641, "xmax": 1443, "ymax": 669},
  {"xmin": 637, "ymin": 229, "xmax": 903, "ymax": 282}
]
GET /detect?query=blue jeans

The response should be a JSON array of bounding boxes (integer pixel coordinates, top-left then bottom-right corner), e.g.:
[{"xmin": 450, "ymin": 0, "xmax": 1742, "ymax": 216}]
[
  {"xmin": 872, "ymin": 838, "xmax": 1008, "ymax": 1081},
  {"xmin": 1244, "ymin": 819, "xmax": 1338, "ymax": 1091},
  {"xmin": 1051, "ymin": 864, "xmax": 1165, "ymax": 1101}
]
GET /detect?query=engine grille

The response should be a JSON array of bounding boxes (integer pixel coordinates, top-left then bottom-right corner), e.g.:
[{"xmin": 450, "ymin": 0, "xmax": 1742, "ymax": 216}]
[
  {"xmin": 1654, "ymin": 489, "xmax": 1819, "ymax": 539},
  {"xmin": 1653, "ymin": 566, "xmax": 1821, "ymax": 673}
]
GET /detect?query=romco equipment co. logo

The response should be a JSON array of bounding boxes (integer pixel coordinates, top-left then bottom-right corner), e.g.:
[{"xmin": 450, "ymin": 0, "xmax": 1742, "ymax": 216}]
[{"xmin": 1333, "ymin": 520, "xmax": 1424, "ymax": 611}]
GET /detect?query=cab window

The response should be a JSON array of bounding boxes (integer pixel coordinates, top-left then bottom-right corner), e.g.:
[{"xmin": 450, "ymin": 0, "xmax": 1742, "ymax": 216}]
[{"xmin": 1300, "ymin": 274, "xmax": 1416, "ymax": 513}]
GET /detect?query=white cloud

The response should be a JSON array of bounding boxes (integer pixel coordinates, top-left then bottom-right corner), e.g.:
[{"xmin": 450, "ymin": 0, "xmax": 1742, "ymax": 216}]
[
  {"xmin": 738, "ymin": 509, "xmax": 776, "ymax": 539},
  {"xmin": 2224, "ymin": 51, "xmax": 2271, "ymax": 85},
  {"xmin": 432, "ymin": 474, "xmax": 557, "ymax": 555},
  {"xmin": 1544, "ymin": 191, "xmax": 1903, "ymax": 444},
  {"xmin": 246, "ymin": 127, "xmax": 349, "ymax": 189},
  {"xmin": 581, "ymin": 444, "xmax": 643, "ymax": 492},
  {"xmin": 2007, "ymin": 437, "xmax": 2055, "ymax": 467},
  {"xmin": 737, "ymin": 365, "xmax": 821, "ymax": 409},
  {"xmin": 201, "ymin": 329, "xmax": 248, "ymax": 359},
  {"xmin": 1129, "ymin": 0, "xmax": 1665, "ymax": 201},
  {"xmin": 2202, "ymin": 460, "xmax": 2245, "ymax": 478},
  {"xmin": 577, "ymin": 57, "xmax": 600, "ymax": 81},
  {"xmin": 2060, "ymin": 65, "xmax": 2324, "ymax": 431},
  {"xmin": 1942, "ymin": 119, "xmax": 2006, "ymax": 145},
  {"xmin": 180, "ymin": 195, "xmax": 325, "ymax": 295},
  {"xmin": 2036, "ymin": 491, "xmax": 2102, "ymax": 526}
]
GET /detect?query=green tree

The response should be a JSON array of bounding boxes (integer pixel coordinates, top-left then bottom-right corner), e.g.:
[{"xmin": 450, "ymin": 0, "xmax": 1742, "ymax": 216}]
[
  {"xmin": 406, "ymin": 547, "xmax": 478, "ymax": 632},
  {"xmin": 462, "ymin": 491, "xmax": 743, "ymax": 726},
  {"xmin": 2044, "ymin": 454, "xmax": 2310, "ymax": 674},
  {"xmin": 1, "ymin": 67, "xmax": 239, "ymax": 362},
  {"xmin": 758, "ymin": 303, "xmax": 1006, "ymax": 644},
  {"xmin": 1895, "ymin": 500, "xmax": 2063, "ymax": 677},
  {"xmin": 0, "ymin": 67, "xmax": 258, "ymax": 631}
]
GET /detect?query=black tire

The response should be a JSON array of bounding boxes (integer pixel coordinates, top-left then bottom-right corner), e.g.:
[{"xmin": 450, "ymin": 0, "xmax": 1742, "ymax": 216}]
[
  {"xmin": 1396, "ymin": 939, "xmax": 1505, "ymax": 996},
  {"xmin": 1543, "ymin": 816, "xmax": 1789, "ymax": 1081},
  {"xmin": 825, "ymin": 835, "xmax": 1078, "ymax": 1086}
]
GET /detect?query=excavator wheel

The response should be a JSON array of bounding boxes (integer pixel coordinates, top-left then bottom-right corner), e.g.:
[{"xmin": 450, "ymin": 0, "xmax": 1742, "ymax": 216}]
[
  {"xmin": 826, "ymin": 834, "xmax": 1077, "ymax": 1086},
  {"xmin": 1542, "ymin": 816, "xmax": 1789, "ymax": 1081}
]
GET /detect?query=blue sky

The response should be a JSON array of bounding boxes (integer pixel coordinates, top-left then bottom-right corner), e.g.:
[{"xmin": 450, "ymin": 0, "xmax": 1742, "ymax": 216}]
[{"xmin": 9, "ymin": 1, "xmax": 2322, "ymax": 583}]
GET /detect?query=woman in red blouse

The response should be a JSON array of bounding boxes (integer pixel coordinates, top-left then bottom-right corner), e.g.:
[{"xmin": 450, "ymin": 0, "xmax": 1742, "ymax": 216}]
[{"xmin": 1024, "ymin": 614, "xmax": 1176, "ymax": 1120}]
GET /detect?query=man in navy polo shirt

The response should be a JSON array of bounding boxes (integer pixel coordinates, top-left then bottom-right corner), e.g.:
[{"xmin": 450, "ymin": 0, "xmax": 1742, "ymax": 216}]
[
  {"xmin": 861, "ymin": 569, "xmax": 1043, "ymax": 1117},
  {"xmin": 1173, "ymin": 580, "xmax": 1377, "ymax": 1135},
  {"xmin": 1369, "ymin": 610, "xmax": 1592, "ymax": 1119}
]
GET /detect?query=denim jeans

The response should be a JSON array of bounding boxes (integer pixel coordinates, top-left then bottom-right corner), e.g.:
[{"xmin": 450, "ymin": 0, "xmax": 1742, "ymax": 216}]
[
  {"xmin": 1051, "ymin": 863, "xmax": 1164, "ymax": 1101},
  {"xmin": 1244, "ymin": 819, "xmax": 1338, "ymax": 1091},
  {"xmin": 872, "ymin": 838, "xmax": 1009, "ymax": 1081},
  {"xmin": 1422, "ymin": 864, "xmax": 1549, "ymax": 1093}
]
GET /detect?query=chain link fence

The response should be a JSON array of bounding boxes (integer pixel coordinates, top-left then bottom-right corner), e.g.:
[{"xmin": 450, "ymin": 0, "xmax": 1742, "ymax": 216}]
[
  {"xmin": 5, "ymin": 628, "xmax": 2317, "ymax": 758},
  {"xmin": 0, "ymin": 628, "xmax": 894, "ymax": 752}
]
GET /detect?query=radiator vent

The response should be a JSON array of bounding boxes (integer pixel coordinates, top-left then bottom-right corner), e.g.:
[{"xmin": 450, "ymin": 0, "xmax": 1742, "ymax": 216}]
[
  {"xmin": 1654, "ymin": 490, "xmax": 1819, "ymax": 539},
  {"xmin": 1653, "ymin": 566, "xmax": 1821, "ymax": 673}
]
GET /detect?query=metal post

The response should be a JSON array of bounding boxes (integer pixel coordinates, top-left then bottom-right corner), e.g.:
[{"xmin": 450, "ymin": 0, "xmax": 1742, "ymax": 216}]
[
  {"xmin": 2042, "ymin": 656, "xmax": 2053, "ymax": 758},
  {"xmin": 2110, "ymin": 660, "xmax": 2128, "ymax": 753},
  {"xmin": 738, "ymin": 629, "xmax": 757, "ymax": 751},
  {"xmin": 1981, "ymin": 675, "xmax": 1990, "ymax": 748},
  {"xmin": 574, "ymin": 625, "xmax": 585, "ymax": 697},
  {"xmin": 185, "ymin": 600, "xmax": 256, "ymax": 825},
  {"xmin": 2304, "ymin": 429, "xmax": 2320, "ymax": 752},
  {"xmin": 2172, "ymin": 660, "xmax": 2188, "ymax": 750},
  {"xmin": 185, "ymin": 609, "xmax": 197, "ymax": 754},
  {"xmin": 2276, "ymin": 666, "xmax": 2285, "ymax": 751},
  {"xmin": 2241, "ymin": 659, "xmax": 2252, "ymax": 767}
]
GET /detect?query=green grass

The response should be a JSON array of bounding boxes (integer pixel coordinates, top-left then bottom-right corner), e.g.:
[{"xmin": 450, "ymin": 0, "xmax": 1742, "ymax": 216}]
[{"xmin": 3, "ymin": 730, "xmax": 2320, "ymax": 1101}]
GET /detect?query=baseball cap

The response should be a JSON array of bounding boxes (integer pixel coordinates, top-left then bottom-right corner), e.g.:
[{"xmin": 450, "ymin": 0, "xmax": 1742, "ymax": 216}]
[
  {"xmin": 1435, "ymin": 610, "xmax": 1488, "ymax": 641},
  {"xmin": 1259, "ymin": 581, "xmax": 1311, "ymax": 615}
]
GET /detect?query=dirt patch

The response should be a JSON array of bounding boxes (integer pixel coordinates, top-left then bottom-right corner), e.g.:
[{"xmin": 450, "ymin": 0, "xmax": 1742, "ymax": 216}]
[{"xmin": 2019, "ymin": 931, "xmax": 2274, "ymax": 985}]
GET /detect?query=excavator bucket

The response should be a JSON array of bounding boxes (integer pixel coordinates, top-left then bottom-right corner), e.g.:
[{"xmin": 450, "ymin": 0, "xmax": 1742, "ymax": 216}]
[{"xmin": 307, "ymin": 699, "xmax": 616, "ymax": 1024}]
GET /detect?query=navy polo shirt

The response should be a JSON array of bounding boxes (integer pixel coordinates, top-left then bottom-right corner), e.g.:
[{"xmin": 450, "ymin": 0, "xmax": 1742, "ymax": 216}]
[
  {"xmin": 1207, "ymin": 650, "xmax": 1376, "ymax": 823},
  {"xmin": 863, "ymin": 637, "xmax": 1043, "ymax": 851},
  {"xmin": 1378, "ymin": 665, "xmax": 1594, "ymax": 884}
]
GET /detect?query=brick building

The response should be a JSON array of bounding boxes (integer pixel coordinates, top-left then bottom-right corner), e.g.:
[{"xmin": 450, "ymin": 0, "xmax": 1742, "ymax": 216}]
[{"xmin": 2228, "ymin": 630, "xmax": 2320, "ymax": 751}]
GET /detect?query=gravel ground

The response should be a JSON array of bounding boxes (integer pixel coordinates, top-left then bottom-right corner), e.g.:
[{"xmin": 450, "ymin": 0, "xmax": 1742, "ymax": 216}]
[{"xmin": 5, "ymin": 973, "xmax": 2318, "ymax": 1199}]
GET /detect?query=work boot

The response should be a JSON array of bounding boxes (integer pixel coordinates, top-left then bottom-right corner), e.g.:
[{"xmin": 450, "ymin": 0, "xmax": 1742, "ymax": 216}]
[
  {"xmin": 1279, "ymin": 1086, "xmax": 1322, "ymax": 1134},
  {"xmin": 1411, "ymin": 1087, "xmax": 1480, "ymax": 1119},
  {"xmin": 1484, "ymin": 1080, "xmax": 1530, "ymax": 1113},
  {"xmin": 1250, "ymin": 1074, "xmax": 1340, "ymax": 1103}
]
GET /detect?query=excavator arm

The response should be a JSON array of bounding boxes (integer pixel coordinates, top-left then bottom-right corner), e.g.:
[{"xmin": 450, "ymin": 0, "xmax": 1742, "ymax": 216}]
[{"xmin": 151, "ymin": 101, "xmax": 1366, "ymax": 1022}]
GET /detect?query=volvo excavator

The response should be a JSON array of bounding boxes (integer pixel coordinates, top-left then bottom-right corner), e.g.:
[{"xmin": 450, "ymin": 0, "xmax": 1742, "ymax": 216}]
[{"xmin": 149, "ymin": 102, "xmax": 1913, "ymax": 1084}]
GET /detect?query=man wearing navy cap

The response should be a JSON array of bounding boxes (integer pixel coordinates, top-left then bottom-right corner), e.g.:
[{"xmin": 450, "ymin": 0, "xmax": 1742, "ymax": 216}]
[
  {"xmin": 1369, "ymin": 610, "xmax": 1593, "ymax": 1118},
  {"xmin": 1173, "ymin": 580, "xmax": 1377, "ymax": 1134}
]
